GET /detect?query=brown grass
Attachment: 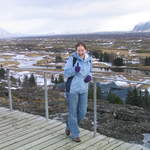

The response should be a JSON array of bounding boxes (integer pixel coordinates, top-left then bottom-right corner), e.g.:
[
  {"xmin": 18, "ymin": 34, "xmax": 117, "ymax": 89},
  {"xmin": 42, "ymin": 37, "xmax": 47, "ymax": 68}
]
[
  {"xmin": 0, "ymin": 61, "xmax": 19, "ymax": 67},
  {"xmin": 0, "ymin": 55, "xmax": 14, "ymax": 59},
  {"xmin": 25, "ymin": 53, "xmax": 45, "ymax": 57}
]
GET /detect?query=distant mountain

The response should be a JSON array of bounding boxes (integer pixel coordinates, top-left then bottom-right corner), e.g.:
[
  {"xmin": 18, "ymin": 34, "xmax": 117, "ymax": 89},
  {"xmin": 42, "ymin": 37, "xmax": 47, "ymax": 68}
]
[
  {"xmin": 0, "ymin": 28, "xmax": 13, "ymax": 38},
  {"xmin": 0, "ymin": 28, "xmax": 28, "ymax": 38},
  {"xmin": 133, "ymin": 21, "xmax": 150, "ymax": 32}
]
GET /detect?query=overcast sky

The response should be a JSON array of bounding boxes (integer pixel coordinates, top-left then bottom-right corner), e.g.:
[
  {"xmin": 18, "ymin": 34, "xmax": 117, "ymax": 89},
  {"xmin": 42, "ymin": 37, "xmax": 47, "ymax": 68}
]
[{"xmin": 0, "ymin": 0, "xmax": 150, "ymax": 35}]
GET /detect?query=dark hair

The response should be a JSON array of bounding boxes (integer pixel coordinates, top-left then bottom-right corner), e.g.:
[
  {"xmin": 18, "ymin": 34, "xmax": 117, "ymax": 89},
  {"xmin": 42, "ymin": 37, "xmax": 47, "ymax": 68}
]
[{"xmin": 75, "ymin": 42, "xmax": 87, "ymax": 50}]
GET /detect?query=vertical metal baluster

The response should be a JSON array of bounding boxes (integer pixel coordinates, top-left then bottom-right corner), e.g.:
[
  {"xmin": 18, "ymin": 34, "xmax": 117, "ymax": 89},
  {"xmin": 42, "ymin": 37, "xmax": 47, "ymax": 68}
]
[
  {"xmin": 44, "ymin": 72, "xmax": 49, "ymax": 121},
  {"xmin": 93, "ymin": 78, "xmax": 97, "ymax": 137},
  {"xmin": 7, "ymin": 69, "xmax": 13, "ymax": 111}
]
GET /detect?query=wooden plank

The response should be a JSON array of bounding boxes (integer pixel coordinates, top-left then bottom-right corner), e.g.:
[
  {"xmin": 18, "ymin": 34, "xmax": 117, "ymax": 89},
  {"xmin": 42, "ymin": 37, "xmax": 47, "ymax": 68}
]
[
  {"xmin": 0, "ymin": 114, "xmax": 38, "ymax": 133},
  {"xmin": 0, "ymin": 111, "xmax": 19, "ymax": 120},
  {"xmin": 0, "ymin": 106, "xmax": 148, "ymax": 150},
  {"xmin": 0, "ymin": 115, "xmax": 58, "ymax": 133},
  {"xmin": 0, "ymin": 119, "xmax": 59, "ymax": 142},
  {"xmin": 0, "ymin": 119, "xmax": 58, "ymax": 139},
  {"xmin": 0, "ymin": 109, "xmax": 13, "ymax": 115},
  {"xmin": 15, "ymin": 127, "xmax": 69, "ymax": 150},
  {"xmin": 26, "ymin": 128, "xmax": 85, "ymax": 150},
  {"xmin": 23, "ymin": 128, "xmax": 66, "ymax": 150},
  {"xmin": 0, "ymin": 109, "xmax": 38, "ymax": 121},
  {"xmin": 0, "ymin": 108, "xmax": 43, "ymax": 121},
  {"xmin": 0, "ymin": 107, "xmax": 10, "ymax": 111},
  {"xmin": 68, "ymin": 134, "xmax": 106, "ymax": 150},
  {"xmin": 26, "ymin": 127, "xmax": 77, "ymax": 150},
  {"xmin": 0, "ymin": 123, "xmax": 65, "ymax": 150},
  {"xmin": 0, "ymin": 111, "xmax": 48, "ymax": 135},
  {"xmin": 98, "ymin": 139, "xmax": 126, "ymax": 150},
  {"xmin": 0, "ymin": 112, "xmax": 38, "ymax": 127},
  {"xmin": 56, "ymin": 131, "xmax": 93, "ymax": 150},
  {"xmin": 0, "ymin": 113, "xmax": 24, "ymax": 125},
  {"xmin": 27, "ymin": 127, "xmax": 84, "ymax": 150},
  {"xmin": 86, "ymin": 137, "xmax": 115, "ymax": 150},
  {"xmin": 41, "ymin": 129, "xmax": 89, "ymax": 150},
  {"xmin": 100, "ymin": 140, "xmax": 124, "ymax": 150},
  {"xmin": 113, "ymin": 142, "xmax": 135, "ymax": 150},
  {"xmin": 15, "ymin": 131, "xmax": 65, "ymax": 150}
]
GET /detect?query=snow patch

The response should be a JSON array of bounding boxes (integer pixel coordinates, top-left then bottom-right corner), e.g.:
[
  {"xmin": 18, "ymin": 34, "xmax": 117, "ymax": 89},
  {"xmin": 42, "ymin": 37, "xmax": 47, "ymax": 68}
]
[{"xmin": 143, "ymin": 133, "xmax": 150, "ymax": 149}]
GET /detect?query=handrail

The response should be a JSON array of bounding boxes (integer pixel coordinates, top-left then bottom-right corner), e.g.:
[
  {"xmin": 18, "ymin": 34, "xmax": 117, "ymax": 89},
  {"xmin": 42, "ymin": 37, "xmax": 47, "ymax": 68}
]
[
  {"xmin": 4, "ymin": 67, "xmax": 150, "ymax": 85},
  {"xmin": 1, "ymin": 67, "xmax": 150, "ymax": 137},
  {"xmin": 93, "ymin": 76, "xmax": 150, "ymax": 85}
]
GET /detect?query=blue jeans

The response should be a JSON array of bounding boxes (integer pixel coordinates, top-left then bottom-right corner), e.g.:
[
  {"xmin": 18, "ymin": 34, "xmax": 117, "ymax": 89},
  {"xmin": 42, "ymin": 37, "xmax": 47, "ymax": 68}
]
[{"xmin": 65, "ymin": 91, "xmax": 88, "ymax": 138}]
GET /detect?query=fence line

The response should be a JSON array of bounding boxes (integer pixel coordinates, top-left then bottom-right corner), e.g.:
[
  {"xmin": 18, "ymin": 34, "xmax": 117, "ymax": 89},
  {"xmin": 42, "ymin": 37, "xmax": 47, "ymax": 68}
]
[
  {"xmin": 1, "ymin": 67, "xmax": 150, "ymax": 137},
  {"xmin": 93, "ymin": 76, "xmax": 150, "ymax": 85}
]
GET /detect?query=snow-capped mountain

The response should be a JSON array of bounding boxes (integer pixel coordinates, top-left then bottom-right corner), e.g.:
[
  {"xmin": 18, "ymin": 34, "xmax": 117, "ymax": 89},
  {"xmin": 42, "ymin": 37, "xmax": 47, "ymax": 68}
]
[
  {"xmin": 133, "ymin": 21, "xmax": 150, "ymax": 32},
  {"xmin": 0, "ymin": 28, "xmax": 13, "ymax": 38},
  {"xmin": 0, "ymin": 28, "xmax": 28, "ymax": 38}
]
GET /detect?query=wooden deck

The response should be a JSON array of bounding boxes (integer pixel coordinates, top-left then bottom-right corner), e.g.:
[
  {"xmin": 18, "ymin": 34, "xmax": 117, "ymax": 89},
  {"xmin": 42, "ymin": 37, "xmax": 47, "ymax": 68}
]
[{"xmin": 0, "ymin": 106, "xmax": 148, "ymax": 150}]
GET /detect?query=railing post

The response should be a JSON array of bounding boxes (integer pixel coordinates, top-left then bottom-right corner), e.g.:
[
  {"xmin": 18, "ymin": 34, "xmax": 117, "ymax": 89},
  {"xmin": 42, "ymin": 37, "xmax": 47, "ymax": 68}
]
[
  {"xmin": 93, "ymin": 78, "xmax": 97, "ymax": 137},
  {"xmin": 44, "ymin": 72, "xmax": 49, "ymax": 121},
  {"xmin": 7, "ymin": 69, "xmax": 13, "ymax": 111}
]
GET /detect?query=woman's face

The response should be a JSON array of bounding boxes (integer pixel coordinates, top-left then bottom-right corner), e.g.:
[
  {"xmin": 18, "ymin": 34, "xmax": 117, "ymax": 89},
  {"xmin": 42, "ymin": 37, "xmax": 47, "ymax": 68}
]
[{"xmin": 76, "ymin": 45, "xmax": 86, "ymax": 58}]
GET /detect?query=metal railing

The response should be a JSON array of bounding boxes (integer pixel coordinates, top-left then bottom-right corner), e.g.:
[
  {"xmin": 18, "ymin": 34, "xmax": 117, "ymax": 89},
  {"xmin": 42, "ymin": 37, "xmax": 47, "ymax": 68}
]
[
  {"xmin": 92, "ymin": 76, "xmax": 150, "ymax": 137},
  {"xmin": 1, "ymin": 67, "xmax": 150, "ymax": 137}
]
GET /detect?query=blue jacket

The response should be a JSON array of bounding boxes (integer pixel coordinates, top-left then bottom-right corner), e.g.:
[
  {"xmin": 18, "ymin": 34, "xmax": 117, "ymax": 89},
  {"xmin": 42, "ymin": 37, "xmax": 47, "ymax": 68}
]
[{"xmin": 64, "ymin": 51, "xmax": 93, "ymax": 94}]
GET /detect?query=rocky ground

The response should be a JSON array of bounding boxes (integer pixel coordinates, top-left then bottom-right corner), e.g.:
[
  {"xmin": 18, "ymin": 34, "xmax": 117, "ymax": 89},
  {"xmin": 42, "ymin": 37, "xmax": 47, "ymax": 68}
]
[
  {"xmin": 51, "ymin": 100, "xmax": 150, "ymax": 145},
  {"xmin": 86, "ymin": 101, "xmax": 150, "ymax": 144}
]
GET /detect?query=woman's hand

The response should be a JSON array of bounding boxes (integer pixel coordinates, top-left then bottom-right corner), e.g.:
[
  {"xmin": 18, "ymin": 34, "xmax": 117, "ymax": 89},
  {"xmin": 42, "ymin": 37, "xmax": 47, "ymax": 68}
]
[
  {"xmin": 75, "ymin": 63, "xmax": 80, "ymax": 72},
  {"xmin": 84, "ymin": 75, "xmax": 91, "ymax": 83}
]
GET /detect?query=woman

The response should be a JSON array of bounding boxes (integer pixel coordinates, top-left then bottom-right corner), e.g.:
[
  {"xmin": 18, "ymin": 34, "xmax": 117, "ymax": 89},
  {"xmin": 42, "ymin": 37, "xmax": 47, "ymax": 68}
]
[{"xmin": 64, "ymin": 42, "xmax": 93, "ymax": 142}]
